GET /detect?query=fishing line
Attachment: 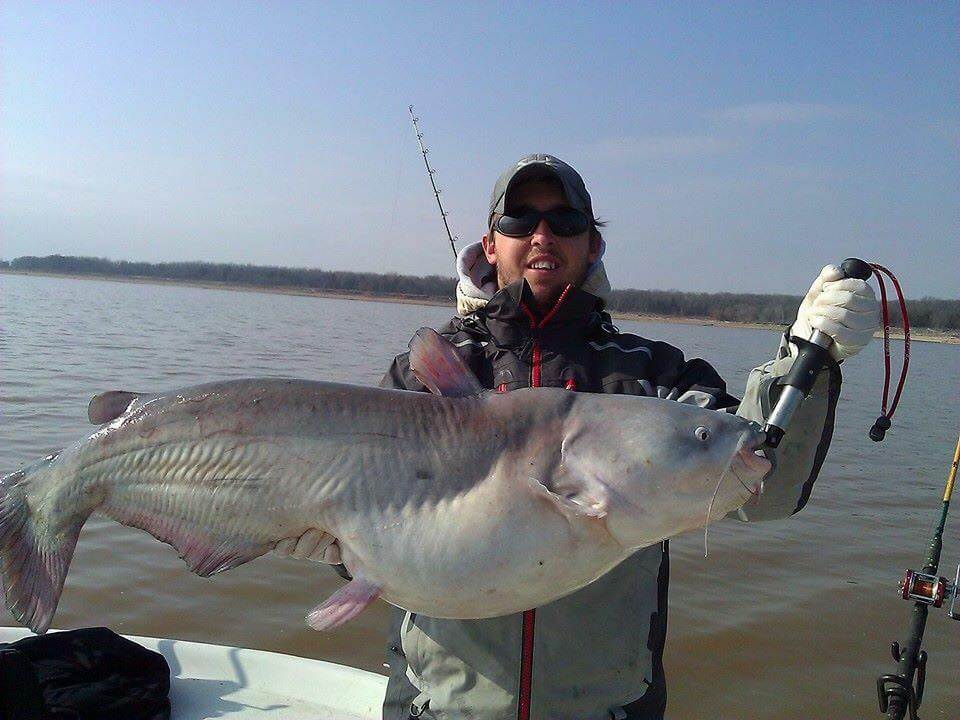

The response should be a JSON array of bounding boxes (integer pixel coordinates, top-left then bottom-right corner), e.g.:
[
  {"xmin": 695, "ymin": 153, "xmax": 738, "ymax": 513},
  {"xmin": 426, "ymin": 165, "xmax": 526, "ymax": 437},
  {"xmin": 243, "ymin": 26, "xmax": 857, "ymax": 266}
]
[{"xmin": 386, "ymin": 123, "xmax": 405, "ymax": 236}]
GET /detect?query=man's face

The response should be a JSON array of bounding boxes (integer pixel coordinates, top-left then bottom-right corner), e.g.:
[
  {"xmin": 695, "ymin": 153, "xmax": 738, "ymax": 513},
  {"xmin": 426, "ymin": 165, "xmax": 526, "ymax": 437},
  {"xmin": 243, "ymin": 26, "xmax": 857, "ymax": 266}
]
[{"xmin": 482, "ymin": 180, "xmax": 600, "ymax": 312}]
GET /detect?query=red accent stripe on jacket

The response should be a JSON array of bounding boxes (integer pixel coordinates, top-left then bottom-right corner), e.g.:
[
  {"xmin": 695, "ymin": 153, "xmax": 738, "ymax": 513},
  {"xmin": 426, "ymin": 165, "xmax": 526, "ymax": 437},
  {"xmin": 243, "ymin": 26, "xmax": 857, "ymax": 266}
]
[
  {"xmin": 518, "ymin": 609, "xmax": 536, "ymax": 720},
  {"xmin": 519, "ymin": 334, "xmax": 540, "ymax": 720},
  {"xmin": 515, "ymin": 284, "xmax": 574, "ymax": 720},
  {"xmin": 530, "ymin": 344, "xmax": 542, "ymax": 388},
  {"xmin": 537, "ymin": 284, "xmax": 572, "ymax": 328},
  {"xmin": 519, "ymin": 284, "xmax": 573, "ymax": 331}
]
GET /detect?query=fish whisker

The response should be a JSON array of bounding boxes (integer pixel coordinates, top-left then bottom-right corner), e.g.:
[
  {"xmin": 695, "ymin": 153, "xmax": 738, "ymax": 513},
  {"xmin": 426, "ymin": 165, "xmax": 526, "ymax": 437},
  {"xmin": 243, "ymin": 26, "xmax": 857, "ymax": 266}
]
[{"xmin": 703, "ymin": 468, "xmax": 728, "ymax": 558}]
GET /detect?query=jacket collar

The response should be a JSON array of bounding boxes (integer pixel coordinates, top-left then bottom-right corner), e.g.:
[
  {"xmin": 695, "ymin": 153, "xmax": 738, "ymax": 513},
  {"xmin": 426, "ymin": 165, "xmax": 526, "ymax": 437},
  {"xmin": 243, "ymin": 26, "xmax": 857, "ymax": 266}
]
[{"xmin": 483, "ymin": 279, "xmax": 603, "ymax": 333}]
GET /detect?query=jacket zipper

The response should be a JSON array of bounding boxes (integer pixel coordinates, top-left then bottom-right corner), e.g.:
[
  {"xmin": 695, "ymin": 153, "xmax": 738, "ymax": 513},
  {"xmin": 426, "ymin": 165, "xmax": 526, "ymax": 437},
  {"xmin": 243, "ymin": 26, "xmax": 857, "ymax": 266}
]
[{"xmin": 516, "ymin": 284, "xmax": 572, "ymax": 720}]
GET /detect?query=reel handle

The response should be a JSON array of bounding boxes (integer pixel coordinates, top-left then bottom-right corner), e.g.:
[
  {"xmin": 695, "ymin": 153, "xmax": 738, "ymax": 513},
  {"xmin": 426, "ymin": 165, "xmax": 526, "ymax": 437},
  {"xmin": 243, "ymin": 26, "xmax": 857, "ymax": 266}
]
[{"xmin": 764, "ymin": 257, "xmax": 872, "ymax": 448}]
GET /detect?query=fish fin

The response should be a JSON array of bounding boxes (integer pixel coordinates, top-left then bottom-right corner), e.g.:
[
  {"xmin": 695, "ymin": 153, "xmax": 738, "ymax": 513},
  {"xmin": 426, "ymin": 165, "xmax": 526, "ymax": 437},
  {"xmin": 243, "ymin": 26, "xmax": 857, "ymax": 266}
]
[
  {"xmin": 0, "ymin": 459, "xmax": 90, "ymax": 634},
  {"xmin": 102, "ymin": 503, "xmax": 274, "ymax": 578},
  {"xmin": 408, "ymin": 328, "xmax": 484, "ymax": 397},
  {"xmin": 305, "ymin": 576, "xmax": 381, "ymax": 631},
  {"xmin": 528, "ymin": 476, "xmax": 608, "ymax": 520},
  {"xmin": 88, "ymin": 391, "xmax": 141, "ymax": 424},
  {"xmin": 182, "ymin": 539, "xmax": 271, "ymax": 577}
]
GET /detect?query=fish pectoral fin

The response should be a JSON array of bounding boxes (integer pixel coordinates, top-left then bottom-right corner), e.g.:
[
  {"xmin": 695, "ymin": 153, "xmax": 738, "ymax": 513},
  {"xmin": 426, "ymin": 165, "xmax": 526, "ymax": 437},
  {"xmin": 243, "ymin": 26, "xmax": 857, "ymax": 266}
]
[
  {"xmin": 408, "ymin": 328, "xmax": 485, "ymax": 397},
  {"xmin": 88, "ymin": 391, "xmax": 142, "ymax": 424},
  {"xmin": 306, "ymin": 576, "xmax": 381, "ymax": 631},
  {"xmin": 528, "ymin": 476, "xmax": 608, "ymax": 520},
  {"xmin": 273, "ymin": 529, "xmax": 341, "ymax": 564}
]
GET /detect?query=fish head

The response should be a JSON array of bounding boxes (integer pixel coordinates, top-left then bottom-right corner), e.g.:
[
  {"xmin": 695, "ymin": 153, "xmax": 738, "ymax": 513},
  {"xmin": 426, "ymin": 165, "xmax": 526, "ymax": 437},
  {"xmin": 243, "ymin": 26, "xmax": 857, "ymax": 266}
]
[{"xmin": 560, "ymin": 396, "xmax": 771, "ymax": 549}]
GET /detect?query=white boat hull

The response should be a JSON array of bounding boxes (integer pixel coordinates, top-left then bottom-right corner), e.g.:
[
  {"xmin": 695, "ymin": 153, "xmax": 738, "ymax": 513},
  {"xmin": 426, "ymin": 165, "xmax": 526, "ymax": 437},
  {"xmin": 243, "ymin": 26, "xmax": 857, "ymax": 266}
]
[{"xmin": 0, "ymin": 627, "xmax": 387, "ymax": 719}]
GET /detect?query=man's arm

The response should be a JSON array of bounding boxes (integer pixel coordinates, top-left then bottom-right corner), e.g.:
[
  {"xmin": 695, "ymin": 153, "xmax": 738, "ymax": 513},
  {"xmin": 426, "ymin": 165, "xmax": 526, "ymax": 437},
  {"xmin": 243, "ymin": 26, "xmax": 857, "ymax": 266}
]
[
  {"xmin": 734, "ymin": 263, "xmax": 878, "ymax": 521},
  {"xmin": 734, "ymin": 331, "xmax": 841, "ymax": 521}
]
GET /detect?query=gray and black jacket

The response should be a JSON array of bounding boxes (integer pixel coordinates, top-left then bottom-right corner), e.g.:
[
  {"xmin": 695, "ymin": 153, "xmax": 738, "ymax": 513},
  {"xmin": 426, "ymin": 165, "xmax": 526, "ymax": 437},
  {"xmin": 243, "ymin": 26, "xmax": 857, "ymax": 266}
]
[{"xmin": 380, "ymin": 274, "xmax": 840, "ymax": 720}]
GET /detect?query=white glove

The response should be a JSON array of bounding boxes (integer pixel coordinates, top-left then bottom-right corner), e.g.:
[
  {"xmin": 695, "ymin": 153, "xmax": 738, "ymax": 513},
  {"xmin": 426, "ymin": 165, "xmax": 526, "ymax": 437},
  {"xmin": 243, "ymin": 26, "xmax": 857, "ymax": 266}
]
[{"xmin": 790, "ymin": 264, "xmax": 880, "ymax": 361}]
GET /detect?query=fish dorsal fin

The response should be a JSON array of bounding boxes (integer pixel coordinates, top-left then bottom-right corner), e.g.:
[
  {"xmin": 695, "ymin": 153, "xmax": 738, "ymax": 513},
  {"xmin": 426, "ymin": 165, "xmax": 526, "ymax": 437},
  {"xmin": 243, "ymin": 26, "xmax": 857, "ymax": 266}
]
[
  {"xmin": 88, "ymin": 391, "xmax": 140, "ymax": 424},
  {"xmin": 408, "ymin": 328, "xmax": 484, "ymax": 397}
]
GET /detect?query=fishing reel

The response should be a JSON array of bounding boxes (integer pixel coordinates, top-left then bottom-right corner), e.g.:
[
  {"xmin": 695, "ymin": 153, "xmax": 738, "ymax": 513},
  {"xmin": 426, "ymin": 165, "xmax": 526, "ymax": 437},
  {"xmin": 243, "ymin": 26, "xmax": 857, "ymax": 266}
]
[
  {"xmin": 878, "ymin": 565, "xmax": 960, "ymax": 718},
  {"xmin": 899, "ymin": 564, "xmax": 960, "ymax": 620}
]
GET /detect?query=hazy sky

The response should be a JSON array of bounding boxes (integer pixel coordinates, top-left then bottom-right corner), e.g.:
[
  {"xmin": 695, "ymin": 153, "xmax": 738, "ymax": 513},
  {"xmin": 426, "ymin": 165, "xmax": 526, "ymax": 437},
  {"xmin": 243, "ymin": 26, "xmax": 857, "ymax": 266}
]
[{"xmin": 3, "ymin": 2, "xmax": 958, "ymax": 296}]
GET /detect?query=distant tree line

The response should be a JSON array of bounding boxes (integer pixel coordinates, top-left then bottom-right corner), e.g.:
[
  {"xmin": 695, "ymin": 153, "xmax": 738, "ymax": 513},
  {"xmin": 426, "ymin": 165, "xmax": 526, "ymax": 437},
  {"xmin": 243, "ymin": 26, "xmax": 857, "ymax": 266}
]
[
  {"xmin": 606, "ymin": 288, "xmax": 959, "ymax": 331},
  {"xmin": 7, "ymin": 254, "xmax": 455, "ymax": 299},
  {"xmin": 5, "ymin": 254, "xmax": 958, "ymax": 331}
]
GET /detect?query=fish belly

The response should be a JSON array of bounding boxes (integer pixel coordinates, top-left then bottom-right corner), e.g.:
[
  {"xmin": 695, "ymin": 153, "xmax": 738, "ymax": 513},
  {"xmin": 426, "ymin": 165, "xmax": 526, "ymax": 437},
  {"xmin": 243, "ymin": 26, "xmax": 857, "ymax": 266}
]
[{"xmin": 332, "ymin": 469, "xmax": 630, "ymax": 618}]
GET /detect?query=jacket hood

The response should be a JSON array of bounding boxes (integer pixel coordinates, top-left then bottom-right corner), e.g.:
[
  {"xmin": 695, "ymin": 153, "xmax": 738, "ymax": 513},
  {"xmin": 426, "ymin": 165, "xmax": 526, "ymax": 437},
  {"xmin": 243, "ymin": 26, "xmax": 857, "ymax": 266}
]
[{"xmin": 455, "ymin": 240, "xmax": 611, "ymax": 315}]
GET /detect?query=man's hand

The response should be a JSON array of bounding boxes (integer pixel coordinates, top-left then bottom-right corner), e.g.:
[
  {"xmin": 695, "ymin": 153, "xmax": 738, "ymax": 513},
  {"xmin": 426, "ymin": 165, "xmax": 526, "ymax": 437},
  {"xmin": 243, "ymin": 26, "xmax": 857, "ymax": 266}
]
[{"xmin": 790, "ymin": 264, "xmax": 880, "ymax": 361}]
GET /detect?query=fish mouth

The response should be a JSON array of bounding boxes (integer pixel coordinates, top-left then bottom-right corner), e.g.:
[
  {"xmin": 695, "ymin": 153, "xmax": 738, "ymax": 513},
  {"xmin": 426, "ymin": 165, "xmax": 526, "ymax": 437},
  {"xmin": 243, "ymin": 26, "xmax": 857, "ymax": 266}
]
[{"xmin": 730, "ymin": 429, "xmax": 771, "ymax": 496}]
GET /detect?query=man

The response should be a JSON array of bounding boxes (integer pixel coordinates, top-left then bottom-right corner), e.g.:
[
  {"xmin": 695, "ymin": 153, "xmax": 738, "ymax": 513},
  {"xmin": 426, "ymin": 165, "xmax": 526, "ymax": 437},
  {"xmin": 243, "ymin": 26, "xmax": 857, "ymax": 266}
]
[{"xmin": 379, "ymin": 154, "xmax": 879, "ymax": 720}]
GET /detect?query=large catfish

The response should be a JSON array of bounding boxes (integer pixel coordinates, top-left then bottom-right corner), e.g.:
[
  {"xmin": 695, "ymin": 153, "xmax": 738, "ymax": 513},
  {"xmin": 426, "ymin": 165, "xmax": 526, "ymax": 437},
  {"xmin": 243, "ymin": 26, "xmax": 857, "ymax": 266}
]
[{"xmin": 0, "ymin": 329, "xmax": 770, "ymax": 635}]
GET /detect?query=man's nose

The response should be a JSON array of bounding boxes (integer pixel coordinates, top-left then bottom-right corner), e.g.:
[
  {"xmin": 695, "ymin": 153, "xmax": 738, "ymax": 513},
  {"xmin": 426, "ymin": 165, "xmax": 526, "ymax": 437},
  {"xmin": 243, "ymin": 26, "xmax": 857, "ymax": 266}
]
[{"xmin": 530, "ymin": 219, "xmax": 557, "ymax": 245}]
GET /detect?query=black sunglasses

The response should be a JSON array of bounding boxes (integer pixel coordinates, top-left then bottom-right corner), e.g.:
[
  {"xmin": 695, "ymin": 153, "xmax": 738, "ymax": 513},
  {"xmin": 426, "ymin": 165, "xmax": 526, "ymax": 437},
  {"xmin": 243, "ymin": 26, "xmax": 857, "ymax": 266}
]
[{"xmin": 493, "ymin": 207, "xmax": 591, "ymax": 238}]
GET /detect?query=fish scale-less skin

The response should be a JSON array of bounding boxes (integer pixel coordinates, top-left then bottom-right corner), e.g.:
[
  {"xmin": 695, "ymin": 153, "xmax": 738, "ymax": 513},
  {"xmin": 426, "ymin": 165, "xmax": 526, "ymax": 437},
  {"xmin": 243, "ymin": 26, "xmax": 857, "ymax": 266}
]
[
  {"xmin": 1, "ymin": 378, "xmax": 768, "ymax": 633},
  {"xmin": 70, "ymin": 381, "xmax": 523, "ymax": 559}
]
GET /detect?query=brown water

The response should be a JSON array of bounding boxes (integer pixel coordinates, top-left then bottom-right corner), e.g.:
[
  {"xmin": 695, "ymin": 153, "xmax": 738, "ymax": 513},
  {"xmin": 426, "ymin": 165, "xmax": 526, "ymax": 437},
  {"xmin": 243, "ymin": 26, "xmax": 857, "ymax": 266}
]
[{"xmin": 2, "ymin": 272, "xmax": 958, "ymax": 718}]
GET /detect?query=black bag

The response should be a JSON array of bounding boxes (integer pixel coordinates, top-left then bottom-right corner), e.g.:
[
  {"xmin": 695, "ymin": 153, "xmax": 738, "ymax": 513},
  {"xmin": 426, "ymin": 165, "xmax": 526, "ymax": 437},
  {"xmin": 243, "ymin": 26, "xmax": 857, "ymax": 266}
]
[{"xmin": 0, "ymin": 627, "xmax": 170, "ymax": 720}]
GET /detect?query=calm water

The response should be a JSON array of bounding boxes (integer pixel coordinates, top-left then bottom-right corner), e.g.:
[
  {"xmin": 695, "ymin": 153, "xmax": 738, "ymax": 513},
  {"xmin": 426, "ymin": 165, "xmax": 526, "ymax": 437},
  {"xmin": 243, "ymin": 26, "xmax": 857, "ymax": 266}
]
[{"xmin": 2, "ymin": 272, "xmax": 958, "ymax": 718}]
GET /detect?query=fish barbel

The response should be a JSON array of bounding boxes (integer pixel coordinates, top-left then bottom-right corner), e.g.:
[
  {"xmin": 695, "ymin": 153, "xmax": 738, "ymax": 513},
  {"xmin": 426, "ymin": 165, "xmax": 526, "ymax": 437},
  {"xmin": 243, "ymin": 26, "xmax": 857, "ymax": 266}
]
[{"xmin": 0, "ymin": 330, "xmax": 770, "ymax": 634}]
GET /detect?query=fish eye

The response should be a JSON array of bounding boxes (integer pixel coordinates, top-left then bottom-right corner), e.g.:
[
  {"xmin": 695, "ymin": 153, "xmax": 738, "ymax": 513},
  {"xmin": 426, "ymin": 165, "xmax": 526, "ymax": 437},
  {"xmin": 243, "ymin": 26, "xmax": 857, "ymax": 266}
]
[{"xmin": 694, "ymin": 426, "xmax": 710, "ymax": 442}]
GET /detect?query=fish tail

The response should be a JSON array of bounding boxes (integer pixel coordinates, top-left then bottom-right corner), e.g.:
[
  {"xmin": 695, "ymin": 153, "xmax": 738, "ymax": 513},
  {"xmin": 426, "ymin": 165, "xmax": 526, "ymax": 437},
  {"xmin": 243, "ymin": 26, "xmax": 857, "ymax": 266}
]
[{"xmin": 0, "ymin": 455, "xmax": 90, "ymax": 634}]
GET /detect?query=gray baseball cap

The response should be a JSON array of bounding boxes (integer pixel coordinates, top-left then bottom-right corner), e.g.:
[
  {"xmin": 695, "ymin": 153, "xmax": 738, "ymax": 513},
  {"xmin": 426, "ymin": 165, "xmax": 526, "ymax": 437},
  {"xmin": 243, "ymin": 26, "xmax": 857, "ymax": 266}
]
[{"xmin": 488, "ymin": 154, "xmax": 594, "ymax": 226}]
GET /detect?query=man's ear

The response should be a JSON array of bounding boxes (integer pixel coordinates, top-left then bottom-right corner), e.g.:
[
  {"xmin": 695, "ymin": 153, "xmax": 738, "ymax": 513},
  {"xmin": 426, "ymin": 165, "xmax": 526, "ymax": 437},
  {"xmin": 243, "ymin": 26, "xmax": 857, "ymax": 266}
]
[{"xmin": 482, "ymin": 232, "xmax": 497, "ymax": 265}]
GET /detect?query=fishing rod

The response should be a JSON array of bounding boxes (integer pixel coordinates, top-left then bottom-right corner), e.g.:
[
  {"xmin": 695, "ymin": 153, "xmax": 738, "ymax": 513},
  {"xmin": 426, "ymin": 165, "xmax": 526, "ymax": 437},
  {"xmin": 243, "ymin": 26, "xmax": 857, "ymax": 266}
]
[
  {"xmin": 877, "ymin": 433, "xmax": 960, "ymax": 720},
  {"xmin": 758, "ymin": 256, "xmax": 958, "ymax": 717},
  {"xmin": 408, "ymin": 105, "xmax": 459, "ymax": 260}
]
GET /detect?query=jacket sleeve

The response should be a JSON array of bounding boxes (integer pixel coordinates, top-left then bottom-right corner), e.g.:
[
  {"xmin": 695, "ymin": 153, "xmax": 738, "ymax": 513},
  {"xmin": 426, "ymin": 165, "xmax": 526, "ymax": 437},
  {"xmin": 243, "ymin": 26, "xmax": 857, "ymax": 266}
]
[
  {"xmin": 643, "ymin": 338, "xmax": 739, "ymax": 410},
  {"xmin": 732, "ymin": 331, "xmax": 841, "ymax": 521}
]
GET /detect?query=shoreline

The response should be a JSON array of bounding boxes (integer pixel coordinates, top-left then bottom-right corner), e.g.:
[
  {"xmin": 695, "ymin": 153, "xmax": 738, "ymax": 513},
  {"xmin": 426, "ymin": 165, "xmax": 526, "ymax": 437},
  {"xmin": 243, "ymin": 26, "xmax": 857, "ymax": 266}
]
[{"xmin": 4, "ymin": 268, "xmax": 956, "ymax": 344}]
